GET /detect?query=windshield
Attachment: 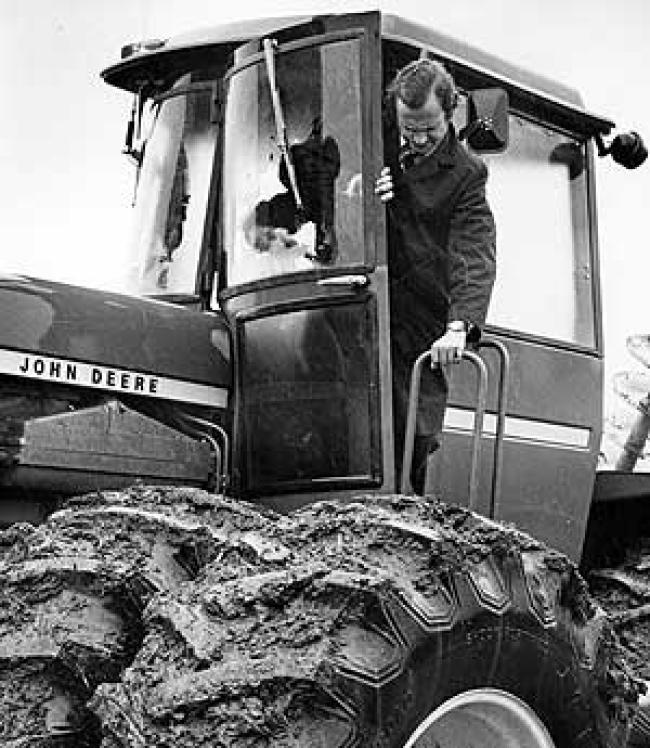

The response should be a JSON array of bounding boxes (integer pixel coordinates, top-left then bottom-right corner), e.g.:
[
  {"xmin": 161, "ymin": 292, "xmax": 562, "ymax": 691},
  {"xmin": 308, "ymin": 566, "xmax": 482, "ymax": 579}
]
[
  {"xmin": 223, "ymin": 38, "xmax": 365, "ymax": 286},
  {"xmin": 125, "ymin": 75, "xmax": 218, "ymax": 297}
]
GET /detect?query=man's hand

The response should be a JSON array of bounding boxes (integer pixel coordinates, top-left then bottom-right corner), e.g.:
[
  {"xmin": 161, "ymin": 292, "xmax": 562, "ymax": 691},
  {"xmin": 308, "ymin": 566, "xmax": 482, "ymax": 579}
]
[
  {"xmin": 430, "ymin": 328, "xmax": 467, "ymax": 368},
  {"xmin": 374, "ymin": 166, "xmax": 395, "ymax": 202}
]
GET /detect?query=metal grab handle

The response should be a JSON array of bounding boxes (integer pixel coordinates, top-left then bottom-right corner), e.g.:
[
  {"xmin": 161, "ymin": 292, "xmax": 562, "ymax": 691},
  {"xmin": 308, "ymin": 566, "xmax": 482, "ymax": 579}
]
[
  {"xmin": 400, "ymin": 349, "xmax": 488, "ymax": 510},
  {"xmin": 317, "ymin": 274, "xmax": 369, "ymax": 289},
  {"xmin": 478, "ymin": 338, "xmax": 510, "ymax": 519}
]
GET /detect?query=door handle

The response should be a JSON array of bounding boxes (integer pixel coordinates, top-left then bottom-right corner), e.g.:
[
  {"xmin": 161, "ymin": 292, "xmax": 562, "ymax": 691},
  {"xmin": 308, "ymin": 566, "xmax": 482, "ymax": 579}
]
[{"xmin": 317, "ymin": 274, "xmax": 369, "ymax": 289}]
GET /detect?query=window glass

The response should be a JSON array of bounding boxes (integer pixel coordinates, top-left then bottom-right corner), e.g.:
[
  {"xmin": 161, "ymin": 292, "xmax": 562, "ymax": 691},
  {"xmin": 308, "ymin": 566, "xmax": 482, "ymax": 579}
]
[
  {"xmin": 240, "ymin": 302, "xmax": 378, "ymax": 490},
  {"xmin": 483, "ymin": 116, "xmax": 594, "ymax": 346},
  {"xmin": 126, "ymin": 75, "xmax": 219, "ymax": 296},
  {"xmin": 223, "ymin": 39, "xmax": 365, "ymax": 286},
  {"xmin": 381, "ymin": 39, "xmax": 595, "ymax": 346}
]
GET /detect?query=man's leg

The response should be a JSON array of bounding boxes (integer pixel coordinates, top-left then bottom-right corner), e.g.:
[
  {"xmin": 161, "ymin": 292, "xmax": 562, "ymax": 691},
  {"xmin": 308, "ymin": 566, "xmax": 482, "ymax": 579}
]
[
  {"xmin": 393, "ymin": 362, "xmax": 448, "ymax": 496},
  {"xmin": 411, "ymin": 434, "xmax": 440, "ymax": 495},
  {"xmin": 411, "ymin": 366, "xmax": 448, "ymax": 495}
]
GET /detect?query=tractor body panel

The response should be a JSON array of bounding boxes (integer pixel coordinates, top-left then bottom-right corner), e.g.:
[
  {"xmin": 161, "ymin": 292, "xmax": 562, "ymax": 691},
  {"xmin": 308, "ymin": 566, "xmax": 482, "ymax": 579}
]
[
  {"xmin": 0, "ymin": 275, "xmax": 231, "ymax": 517},
  {"xmin": 0, "ymin": 274, "xmax": 231, "ymax": 400}
]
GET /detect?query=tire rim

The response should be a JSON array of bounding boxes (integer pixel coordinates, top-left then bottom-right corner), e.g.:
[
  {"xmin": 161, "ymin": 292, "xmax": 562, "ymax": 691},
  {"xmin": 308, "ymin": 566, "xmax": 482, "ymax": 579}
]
[{"xmin": 403, "ymin": 688, "xmax": 557, "ymax": 748}]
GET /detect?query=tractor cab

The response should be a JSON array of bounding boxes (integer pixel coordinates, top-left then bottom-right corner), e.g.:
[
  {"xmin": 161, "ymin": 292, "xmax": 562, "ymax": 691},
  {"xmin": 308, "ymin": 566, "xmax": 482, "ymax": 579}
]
[{"xmin": 105, "ymin": 11, "xmax": 642, "ymax": 559}]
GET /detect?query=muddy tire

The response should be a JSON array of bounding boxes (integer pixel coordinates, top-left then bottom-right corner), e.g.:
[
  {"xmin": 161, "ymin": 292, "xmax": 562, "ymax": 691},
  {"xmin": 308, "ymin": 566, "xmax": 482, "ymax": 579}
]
[
  {"xmin": 0, "ymin": 486, "xmax": 275, "ymax": 745},
  {"xmin": 0, "ymin": 489, "xmax": 640, "ymax": 746},
  {"xmin": 89, "ymin": 491, "xmax": 638, "ymax": 747},
  {"xmin": 589, "ymin": 539, "xmax": 650, "ymax": 748}
]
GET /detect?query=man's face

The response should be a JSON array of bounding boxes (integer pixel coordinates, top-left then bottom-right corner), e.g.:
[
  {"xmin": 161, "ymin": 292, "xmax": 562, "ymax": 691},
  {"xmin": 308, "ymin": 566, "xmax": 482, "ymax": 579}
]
[{"xmin": 396, "ymin": 88, "xmax": 448, "ymax": 156}]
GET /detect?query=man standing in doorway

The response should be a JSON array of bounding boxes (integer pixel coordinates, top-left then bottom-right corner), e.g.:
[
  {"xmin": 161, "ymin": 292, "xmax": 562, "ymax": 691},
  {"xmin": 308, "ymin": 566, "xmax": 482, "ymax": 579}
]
[{"xmin": 375, "ymin": 58, "xmax": 496, "ymax": 494}]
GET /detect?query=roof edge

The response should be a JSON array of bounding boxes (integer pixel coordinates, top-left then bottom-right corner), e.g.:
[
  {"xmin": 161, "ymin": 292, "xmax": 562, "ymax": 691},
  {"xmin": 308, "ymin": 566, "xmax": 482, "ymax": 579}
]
[{"xmin": 101, "ymin": 11, "xmax": 614, "ymax": 133}]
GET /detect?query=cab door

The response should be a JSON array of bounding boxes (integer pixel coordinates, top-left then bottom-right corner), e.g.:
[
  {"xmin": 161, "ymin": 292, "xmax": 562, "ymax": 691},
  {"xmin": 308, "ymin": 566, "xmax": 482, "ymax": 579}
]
[{"xmin": 217, "ymin": 14, "xmax": 393, "ymax": 505}]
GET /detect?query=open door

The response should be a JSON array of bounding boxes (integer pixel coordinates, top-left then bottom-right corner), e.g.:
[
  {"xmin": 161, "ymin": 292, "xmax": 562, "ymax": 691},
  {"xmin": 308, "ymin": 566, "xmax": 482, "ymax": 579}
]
[{"xmin": 218, "ymin": 14, "xmax": 393, "ymax": 504}]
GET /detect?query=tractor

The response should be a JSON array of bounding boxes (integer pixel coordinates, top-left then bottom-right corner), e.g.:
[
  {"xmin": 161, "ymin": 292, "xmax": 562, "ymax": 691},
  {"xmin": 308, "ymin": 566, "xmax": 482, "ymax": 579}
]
[{"xmin": 1, "ymin": 11, "xmax": 649, "ymax": 747}]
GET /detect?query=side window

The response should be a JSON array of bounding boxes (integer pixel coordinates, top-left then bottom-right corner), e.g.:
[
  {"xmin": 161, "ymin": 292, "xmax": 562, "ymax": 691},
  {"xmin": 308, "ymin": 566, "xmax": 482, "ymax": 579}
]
[
  {"xmin": 223, "ymin": 39, "xmax": 365, "ymax": 287},
  {"xmin": 126, "ymin": 76, "xmax": 219, "ymax": 297},
  {"xmin": 482, "ymin": 115, "xmax": 594, "ymax": 347}
]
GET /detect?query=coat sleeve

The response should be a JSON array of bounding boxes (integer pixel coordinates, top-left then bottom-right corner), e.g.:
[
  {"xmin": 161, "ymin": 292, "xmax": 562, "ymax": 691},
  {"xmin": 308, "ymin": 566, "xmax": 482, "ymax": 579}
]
[{"xmin": 447, "ymin": 161, "xmax": 496, "ymax": 325}]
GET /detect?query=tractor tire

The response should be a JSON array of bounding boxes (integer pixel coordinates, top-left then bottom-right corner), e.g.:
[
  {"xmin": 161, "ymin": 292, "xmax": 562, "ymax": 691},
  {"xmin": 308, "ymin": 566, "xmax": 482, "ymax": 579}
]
[
  {"xmin": 588, "ymin": 536, "xmax": 650, "ymax": 747},
  {"xmin": 0, "ymin": 485, "xmax": 278, "ymax": 746},
  {"xmin": 0, "ymin": 488, "xmax": 640, "ymax": 747}
]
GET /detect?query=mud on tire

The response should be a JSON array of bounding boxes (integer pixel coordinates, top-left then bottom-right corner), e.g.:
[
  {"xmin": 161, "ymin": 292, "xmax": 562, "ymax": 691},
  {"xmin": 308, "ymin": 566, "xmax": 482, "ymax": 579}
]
[
  {"xmin": 0, "ymin": 488, "xmax": 641, "ymax": 746},
  {"xmin": 0, "ymin": 485, "xmax": 275, "ymax": 745}
]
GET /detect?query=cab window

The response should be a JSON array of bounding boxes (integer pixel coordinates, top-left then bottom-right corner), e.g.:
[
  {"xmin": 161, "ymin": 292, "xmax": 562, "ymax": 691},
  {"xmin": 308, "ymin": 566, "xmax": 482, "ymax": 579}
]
[
  {"xmin": 223, "ymin": 38, "xmax": 365, "ymax": 286},
  {"xmin": 483, "ymin": 116, "xmax": 594, "ymax": 347}
]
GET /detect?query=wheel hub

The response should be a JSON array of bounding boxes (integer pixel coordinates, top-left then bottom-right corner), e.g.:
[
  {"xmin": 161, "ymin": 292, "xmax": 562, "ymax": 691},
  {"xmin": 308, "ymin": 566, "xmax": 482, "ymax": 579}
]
[{"xmin": 403, "ymin": 688, "xmax": 556, "ymax": 748}]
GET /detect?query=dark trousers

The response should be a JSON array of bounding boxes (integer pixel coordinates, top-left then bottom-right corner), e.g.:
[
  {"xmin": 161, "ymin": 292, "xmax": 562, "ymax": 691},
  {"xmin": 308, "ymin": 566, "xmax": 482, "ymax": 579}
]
[{"xmin": 392, "ymin": 358, "xmax": 448, "ymax": 495}]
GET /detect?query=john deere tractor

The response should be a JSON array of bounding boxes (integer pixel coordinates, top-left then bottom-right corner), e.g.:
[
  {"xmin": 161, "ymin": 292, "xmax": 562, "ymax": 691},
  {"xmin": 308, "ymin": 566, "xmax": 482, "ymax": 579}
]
[{"xmin": 1, "ymin": 11, "xmax": 648, "ymax": 747}]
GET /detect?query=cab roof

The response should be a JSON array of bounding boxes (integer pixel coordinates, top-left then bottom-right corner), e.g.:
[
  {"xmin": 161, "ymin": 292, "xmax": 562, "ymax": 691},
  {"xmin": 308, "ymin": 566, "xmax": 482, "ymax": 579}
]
[{"xmin": 102, "ymin": 11, "xmax": 613, "ymax": 135}]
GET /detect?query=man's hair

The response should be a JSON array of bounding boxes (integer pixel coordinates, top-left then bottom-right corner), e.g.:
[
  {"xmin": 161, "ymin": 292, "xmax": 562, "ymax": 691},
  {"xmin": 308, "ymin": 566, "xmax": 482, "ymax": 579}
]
[{"xmin": 387, "ymin": 58, "xmax": 458, "ymax": 119}]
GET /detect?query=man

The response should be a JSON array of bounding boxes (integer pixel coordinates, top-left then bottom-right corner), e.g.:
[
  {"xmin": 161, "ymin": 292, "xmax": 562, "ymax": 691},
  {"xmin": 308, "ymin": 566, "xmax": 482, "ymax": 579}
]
[{"xmin": 375, "ymin": 58, "xmax": 496, "ymax": 494}]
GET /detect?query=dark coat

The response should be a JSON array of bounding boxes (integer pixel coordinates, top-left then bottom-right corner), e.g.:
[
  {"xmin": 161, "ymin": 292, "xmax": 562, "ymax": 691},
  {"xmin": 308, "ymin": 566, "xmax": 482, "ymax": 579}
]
[
  {"xmin": 388, "ymin": 126, "xmax": 496, "ymax": 364},
  {"xmin": 388, "ymin": 126, "xmax": 496, "ymax": 443}
]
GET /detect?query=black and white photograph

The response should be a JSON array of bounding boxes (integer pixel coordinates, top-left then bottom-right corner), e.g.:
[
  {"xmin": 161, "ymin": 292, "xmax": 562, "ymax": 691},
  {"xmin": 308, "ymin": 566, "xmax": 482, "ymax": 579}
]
[{"xmin": 2, "ymin": 1, "xmax": 650, "ymax": 745}]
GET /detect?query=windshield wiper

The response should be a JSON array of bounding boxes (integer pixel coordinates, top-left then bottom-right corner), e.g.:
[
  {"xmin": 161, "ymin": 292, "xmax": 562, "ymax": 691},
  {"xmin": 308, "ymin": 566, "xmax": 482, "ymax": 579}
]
[{"xmin": 262, "ymin": 38, "xmax": 306, "ymax": 224}]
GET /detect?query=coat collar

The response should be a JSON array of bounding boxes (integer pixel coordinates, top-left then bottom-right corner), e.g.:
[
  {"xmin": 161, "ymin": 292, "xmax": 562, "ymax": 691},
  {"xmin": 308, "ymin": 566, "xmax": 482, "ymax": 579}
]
[{"xmin": 401, "ymin": 125, "xmax": 458, "ymax": 176}]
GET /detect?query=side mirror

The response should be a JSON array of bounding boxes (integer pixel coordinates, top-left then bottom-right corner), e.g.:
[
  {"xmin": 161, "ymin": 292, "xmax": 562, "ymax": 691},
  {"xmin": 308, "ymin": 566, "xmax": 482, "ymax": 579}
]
[
  {"xmin": 460, "ymin": 88, "xmax": 509, "ymax": 153},
  {"xmin": 597, "ymin": 131, "xmax": 647, "ymax": 169}
]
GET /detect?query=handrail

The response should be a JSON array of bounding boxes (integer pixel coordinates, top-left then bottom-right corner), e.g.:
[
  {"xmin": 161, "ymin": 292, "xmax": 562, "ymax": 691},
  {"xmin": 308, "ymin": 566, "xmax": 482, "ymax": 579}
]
[
  {"xmin": 478, "ymin": 338, "xmax": 510, "ymax": 518},
  {"xmin": 400, "ymin": 340, "xmax": 510, "ymax": 517},
  {"xmin": 400, "ymin": 349, "xmax": 488, "ymax": 510}
]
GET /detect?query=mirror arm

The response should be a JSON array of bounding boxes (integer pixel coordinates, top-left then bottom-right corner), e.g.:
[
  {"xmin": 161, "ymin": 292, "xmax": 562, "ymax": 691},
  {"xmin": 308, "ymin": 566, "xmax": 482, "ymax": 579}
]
[
  {"xmin": 122, "ymin": 89, "xmax": 145, "ymax": 166},
  {"xmin": 595, "ymin": 133, "xmax": 611, "ymax": 158},
  {"xmin": 458, "ymin": 119, "xmax": 481, "ymax": 142},
  {"xmin": 122, "ymin": 94, "xmax": 137, "ymax": 156}
]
